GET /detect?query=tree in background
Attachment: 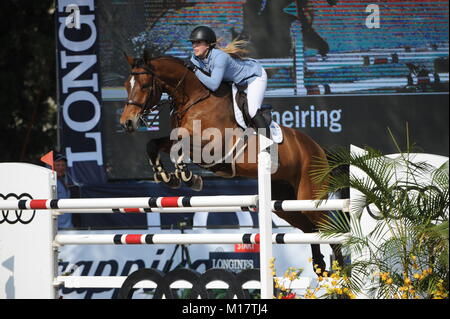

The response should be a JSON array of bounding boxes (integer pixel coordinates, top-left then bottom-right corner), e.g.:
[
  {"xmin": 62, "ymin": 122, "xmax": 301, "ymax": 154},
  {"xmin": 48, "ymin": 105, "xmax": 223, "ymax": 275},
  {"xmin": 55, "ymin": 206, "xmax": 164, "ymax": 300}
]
[{"xmin": 0, "ymin": 0, "xmax": 56, "ymax": 164}]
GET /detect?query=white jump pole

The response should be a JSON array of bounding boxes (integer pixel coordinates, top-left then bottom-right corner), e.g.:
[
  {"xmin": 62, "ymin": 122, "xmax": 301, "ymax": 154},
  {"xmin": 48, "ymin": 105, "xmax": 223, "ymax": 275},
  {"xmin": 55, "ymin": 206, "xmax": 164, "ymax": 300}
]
[
  {"xmin": 257, "ymin": 134, "xmax": 274, "ymax": 299},
  {"xmin": 56, "ymin": 206, "xmax": 257, "ymax": 214},
  {"xmin": 272, "ymin": 199, "xmax": 349, "ymax": 212}
]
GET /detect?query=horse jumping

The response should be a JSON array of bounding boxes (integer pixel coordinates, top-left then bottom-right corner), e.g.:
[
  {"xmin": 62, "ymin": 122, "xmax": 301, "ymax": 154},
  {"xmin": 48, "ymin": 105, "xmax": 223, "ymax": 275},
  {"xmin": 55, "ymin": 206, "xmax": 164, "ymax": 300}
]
[{"xmin": 119, "ymin": 52, "xmax": 342, "ymax": 273}]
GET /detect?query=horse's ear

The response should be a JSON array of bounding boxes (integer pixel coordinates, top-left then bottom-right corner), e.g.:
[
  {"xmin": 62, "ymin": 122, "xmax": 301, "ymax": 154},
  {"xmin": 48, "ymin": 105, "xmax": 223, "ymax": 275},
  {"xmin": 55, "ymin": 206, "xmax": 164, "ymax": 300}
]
[
  {"xmin": 123, "ymin": 51, "xmax": 134, "ymax": 66},
  {"xmin": 143, "ymin": 49, "xmax": 151, "ymax": 64}
]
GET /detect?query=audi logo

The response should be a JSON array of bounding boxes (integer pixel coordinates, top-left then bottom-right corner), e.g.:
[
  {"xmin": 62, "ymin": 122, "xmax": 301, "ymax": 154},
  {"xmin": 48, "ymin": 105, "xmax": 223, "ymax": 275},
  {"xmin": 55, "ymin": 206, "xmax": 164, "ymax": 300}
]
[
  {"xmin": 0, "ymin": 193, "xmax": 35, "ymax": 224},
  {"xmin": 118, "ymin": 268, "xmax": 260, "ymax": 299},
  {"xmin": 365, "ymin": 185, "xmax": 446, "ymax": 221}
]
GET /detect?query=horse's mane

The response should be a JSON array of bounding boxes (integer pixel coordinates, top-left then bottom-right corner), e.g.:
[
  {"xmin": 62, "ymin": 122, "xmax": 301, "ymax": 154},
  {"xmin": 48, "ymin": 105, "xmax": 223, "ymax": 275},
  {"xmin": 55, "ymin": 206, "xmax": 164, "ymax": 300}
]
[
  {"xmin": 153, "ymin": 55, "xmax": 186, "ymax": 65},
  {"xmin": 133, "ymin": 54, "xmax": 186, "ymax": 69}
]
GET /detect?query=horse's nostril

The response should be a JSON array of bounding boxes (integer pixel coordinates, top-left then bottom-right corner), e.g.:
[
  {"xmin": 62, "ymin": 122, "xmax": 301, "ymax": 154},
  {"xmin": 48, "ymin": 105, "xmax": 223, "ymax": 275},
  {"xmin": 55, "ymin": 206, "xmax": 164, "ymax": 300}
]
[{"xmin": 124, "ymin": 119, "xmax": 134, "ymax": 132}]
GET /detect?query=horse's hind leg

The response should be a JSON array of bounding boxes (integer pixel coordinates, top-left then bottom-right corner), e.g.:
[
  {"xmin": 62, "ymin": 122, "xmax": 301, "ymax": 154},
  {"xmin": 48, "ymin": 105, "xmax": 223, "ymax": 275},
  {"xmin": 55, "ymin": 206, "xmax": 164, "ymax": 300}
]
[
  {"xmin": 272, "ymin": 179, "xmax": 327, "ymax": 275},
  {"xmin": 297, "ymin": 174, "xmax": 346, "ymax": 273},
  {"xmin": 330, "ymin": 243, "xmax": 344, "ymax": 271},
  {"xmin": 146, "ymin": 138, "xmax": 181, "ymax": 189},
  {"xmin": 273, "ymin": 209, "xmax": 326, "ymax": 276},
  {"xmin": 295, "ymin": 173, "xmax": 334, "ymax": 275}
]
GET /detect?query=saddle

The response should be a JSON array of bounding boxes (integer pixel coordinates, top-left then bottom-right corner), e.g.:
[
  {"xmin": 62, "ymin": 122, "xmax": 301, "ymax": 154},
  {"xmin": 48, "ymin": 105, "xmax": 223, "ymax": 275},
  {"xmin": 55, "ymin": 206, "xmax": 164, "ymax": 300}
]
[{"xmin": 234, "ymin": 84, "xmax": 272, "ymax": 128}]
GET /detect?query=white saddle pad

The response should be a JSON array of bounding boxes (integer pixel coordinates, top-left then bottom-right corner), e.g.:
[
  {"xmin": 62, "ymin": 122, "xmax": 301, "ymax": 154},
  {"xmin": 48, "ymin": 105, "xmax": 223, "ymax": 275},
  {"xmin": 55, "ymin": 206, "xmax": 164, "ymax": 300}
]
[{"xmin": 232, "ymin": 84, "xmax": 283, "ymax": 144}]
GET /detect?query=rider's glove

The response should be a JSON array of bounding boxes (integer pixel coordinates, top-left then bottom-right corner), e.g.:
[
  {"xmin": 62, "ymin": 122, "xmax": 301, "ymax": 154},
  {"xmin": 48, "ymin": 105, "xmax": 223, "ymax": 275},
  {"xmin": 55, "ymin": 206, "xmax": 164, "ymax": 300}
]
[{"xmin": 184, "ymin": 60, "xmax": 197, "ymax": 72}]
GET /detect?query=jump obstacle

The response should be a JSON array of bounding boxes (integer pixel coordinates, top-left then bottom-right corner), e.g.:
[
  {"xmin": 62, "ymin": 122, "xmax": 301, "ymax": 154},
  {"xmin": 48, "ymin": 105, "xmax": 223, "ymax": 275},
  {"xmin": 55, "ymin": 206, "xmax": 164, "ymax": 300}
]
[{"xmin": 0, "ymin": 140, "xmax": 357, "ymax": 299}]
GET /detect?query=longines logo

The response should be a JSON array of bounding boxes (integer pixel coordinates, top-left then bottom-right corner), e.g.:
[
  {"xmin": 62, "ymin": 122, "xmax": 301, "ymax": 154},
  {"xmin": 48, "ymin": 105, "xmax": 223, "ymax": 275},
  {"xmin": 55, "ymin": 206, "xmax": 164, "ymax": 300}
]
[{"xmin": 0, "ymin": 193, "xmax": 35, "ymax": 224}]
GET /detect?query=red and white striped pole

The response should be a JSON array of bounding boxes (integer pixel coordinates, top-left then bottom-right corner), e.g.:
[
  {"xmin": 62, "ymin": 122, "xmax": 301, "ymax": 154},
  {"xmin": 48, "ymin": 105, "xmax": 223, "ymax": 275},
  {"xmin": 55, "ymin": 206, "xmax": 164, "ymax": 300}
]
[
  {"xmin": 0, "ymin": 195, "xmax": 258, "ymax": 210},
  {"xmin": 54, "ymin": 233, "xmax": 348, "ymax": 246}
]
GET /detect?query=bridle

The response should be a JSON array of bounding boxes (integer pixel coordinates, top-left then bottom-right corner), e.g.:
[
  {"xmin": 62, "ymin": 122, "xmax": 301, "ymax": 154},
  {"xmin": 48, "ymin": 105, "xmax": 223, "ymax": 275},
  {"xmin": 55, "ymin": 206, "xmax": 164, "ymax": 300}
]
[
  {"xmin": 126, "ymin": 67, "xmax": 158, "ymax": 111},
  {"xmin": 126, "ymin": 59, "xmax": 209, "ymax": 128}
]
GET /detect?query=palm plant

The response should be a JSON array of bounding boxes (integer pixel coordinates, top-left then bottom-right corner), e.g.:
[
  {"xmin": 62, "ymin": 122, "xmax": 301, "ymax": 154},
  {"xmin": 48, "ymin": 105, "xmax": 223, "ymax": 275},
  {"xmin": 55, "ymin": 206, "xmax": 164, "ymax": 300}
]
[{"xmin": 310, "ymin": 137, "xmax": 449, "ymax": 299}]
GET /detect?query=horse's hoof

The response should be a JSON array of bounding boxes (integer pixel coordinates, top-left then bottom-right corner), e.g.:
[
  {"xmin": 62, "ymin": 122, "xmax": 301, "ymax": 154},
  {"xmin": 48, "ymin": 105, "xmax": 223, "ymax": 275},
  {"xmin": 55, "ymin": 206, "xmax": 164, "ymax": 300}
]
[
  {"xmin": 165, "ymin": 174, "xmax": 181, "ymax": 189},
  {"xmin": 153, "ymin": 172, "xmax": 163, "ymax": 183},
  {"xmin": 312, "ymin": 256, "xmax": 327, "ymax": 277},
  {"xmin": 190, "ymin": 175, "xmax": 203, "ymax": 192},
  {"xmin": 184, "ymin": 174, "xmax": 203, "ymax": 191},
  {"xmin": 314, "ymin": 267, "xmax": 330, "ymax": 277}
]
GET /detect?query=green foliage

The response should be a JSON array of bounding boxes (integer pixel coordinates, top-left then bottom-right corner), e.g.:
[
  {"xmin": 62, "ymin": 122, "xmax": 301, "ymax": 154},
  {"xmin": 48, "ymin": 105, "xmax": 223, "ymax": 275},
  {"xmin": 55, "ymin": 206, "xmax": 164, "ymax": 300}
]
[{"xmin": 311, "ymin": 140, "xmax": 449, "ymax": 299}]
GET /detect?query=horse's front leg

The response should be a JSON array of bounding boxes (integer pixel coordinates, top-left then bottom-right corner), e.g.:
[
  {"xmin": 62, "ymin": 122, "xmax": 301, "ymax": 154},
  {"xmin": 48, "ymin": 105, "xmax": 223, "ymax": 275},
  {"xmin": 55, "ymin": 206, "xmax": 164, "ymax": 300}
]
[
  {"xmin": 146, "ymin": 138, "xmax": 181, "ymax": 189},
  {"xmin": 173, "ymin": 153, "xmax": 203, "ymax": 192}
]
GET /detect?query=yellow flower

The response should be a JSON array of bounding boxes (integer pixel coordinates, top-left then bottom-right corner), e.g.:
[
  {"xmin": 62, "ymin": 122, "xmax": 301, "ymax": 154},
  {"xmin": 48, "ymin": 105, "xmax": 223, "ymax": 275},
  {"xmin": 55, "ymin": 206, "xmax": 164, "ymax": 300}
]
[
  {"xmin": 386, "ymin": 278, "xmax": 393, "ymax": 285},
  {"xmin": 404, "ymin": 277, "xmax": 412, "ymax": 285},
  {"xmin": 322, "ymin": 271, "xmax": 329, "ymax": 278},
  {"xmin": 413, "ymin": 273, "xmax": 420, "ymax": 279},
  {"xmin": 315, "ymin": 268, "xmax": 322, "ymax": 274},
  {"xmin": 332, "ymin": 260, "xmax": 341, "ymax": 271}
]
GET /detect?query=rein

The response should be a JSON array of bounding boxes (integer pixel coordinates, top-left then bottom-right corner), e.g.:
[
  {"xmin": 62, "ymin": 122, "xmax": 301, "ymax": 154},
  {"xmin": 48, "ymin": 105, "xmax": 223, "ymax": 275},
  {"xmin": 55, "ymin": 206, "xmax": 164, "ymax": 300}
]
[{"xmin": 127, "ymin": 61, "xmax": 209, "ymax": 128}]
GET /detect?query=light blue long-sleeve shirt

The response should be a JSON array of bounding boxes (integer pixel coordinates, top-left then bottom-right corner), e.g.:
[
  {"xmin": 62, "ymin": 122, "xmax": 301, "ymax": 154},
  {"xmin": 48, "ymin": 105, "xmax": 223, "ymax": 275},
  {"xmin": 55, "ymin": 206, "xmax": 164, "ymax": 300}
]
[{"xmin": 191, "ymin": 48, "xmax": 262, "ymax": 91}]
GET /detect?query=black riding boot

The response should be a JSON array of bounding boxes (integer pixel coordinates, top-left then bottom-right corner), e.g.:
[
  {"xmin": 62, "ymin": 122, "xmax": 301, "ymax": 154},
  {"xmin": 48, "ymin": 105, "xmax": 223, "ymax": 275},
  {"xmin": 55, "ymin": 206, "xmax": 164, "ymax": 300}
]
[{"xmin": 252, "ymin": 112, "xmax": 271, "ymax": 140}]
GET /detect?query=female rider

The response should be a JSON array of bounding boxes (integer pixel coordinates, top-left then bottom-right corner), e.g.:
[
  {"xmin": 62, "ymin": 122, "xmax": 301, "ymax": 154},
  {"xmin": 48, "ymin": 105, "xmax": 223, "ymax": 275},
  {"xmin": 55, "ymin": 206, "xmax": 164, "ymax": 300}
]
[{"xmin": 186, "ymin": 25, "xmax": 271, "ymax": 139}]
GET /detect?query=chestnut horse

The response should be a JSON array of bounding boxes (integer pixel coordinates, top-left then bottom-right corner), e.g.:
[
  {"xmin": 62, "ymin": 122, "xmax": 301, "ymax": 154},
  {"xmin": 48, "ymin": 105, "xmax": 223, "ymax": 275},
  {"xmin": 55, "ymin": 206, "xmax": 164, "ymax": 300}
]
[{"xmin": 119, "ymin": 52, "xmax": 342, "ymax": 274}]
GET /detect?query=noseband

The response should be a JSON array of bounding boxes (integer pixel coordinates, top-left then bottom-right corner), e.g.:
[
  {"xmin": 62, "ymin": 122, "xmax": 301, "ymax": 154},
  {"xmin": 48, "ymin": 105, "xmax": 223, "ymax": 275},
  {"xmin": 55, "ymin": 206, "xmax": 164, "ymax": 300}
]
[{"xmin": 126, "ymin": 60, "xmax": 205, "ymax": 128}]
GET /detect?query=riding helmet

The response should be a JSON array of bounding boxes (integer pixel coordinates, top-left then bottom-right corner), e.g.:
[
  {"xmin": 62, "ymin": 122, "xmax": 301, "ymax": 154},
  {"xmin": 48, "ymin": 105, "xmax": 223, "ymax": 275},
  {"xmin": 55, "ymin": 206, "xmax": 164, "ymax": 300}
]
[{"xmin": 189, "ymin": 26, "xmax": 217, "ymax": 45}]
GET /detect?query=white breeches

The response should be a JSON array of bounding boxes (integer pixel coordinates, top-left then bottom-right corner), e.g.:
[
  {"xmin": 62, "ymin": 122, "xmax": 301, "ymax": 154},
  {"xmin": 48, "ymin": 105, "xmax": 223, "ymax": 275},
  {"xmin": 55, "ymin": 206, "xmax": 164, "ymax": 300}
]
[{"xmin": 247, "ymin": 68, "xmax": 267, "ymax": 118}]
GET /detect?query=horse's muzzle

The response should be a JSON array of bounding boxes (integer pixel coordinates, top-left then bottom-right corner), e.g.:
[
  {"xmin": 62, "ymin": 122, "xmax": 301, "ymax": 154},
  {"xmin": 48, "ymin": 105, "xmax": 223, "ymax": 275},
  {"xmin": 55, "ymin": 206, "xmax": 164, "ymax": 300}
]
[{"xmin": 123, "ymin": 119, "xmax": 137, "ymax": 133}]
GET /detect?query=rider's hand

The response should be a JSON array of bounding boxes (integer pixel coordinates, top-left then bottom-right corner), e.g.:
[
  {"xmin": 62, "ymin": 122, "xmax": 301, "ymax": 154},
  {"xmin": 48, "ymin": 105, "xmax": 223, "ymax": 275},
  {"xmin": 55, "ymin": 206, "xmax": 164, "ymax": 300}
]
[{"xmin": 184, "ymin": 60, "xmax": 197, "ymax": 72}]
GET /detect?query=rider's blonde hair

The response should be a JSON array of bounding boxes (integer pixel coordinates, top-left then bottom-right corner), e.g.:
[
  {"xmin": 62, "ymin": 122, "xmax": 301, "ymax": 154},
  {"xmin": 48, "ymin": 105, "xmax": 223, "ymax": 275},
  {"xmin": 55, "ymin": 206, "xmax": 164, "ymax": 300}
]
[{"xmin": 216, "ymin": 38, "xmax": 250, "ymax": 59}]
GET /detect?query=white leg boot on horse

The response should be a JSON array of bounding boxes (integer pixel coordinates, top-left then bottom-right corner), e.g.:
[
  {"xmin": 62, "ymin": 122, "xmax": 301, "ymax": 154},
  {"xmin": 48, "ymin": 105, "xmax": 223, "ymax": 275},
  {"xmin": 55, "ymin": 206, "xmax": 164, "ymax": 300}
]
[
  {"xmin": 174, "ymin": 158, "xmax": 203, "ymax": 191},
  {"xmin": 146, "ymin": 140, "xmax": 181, "ymax": 189}
]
